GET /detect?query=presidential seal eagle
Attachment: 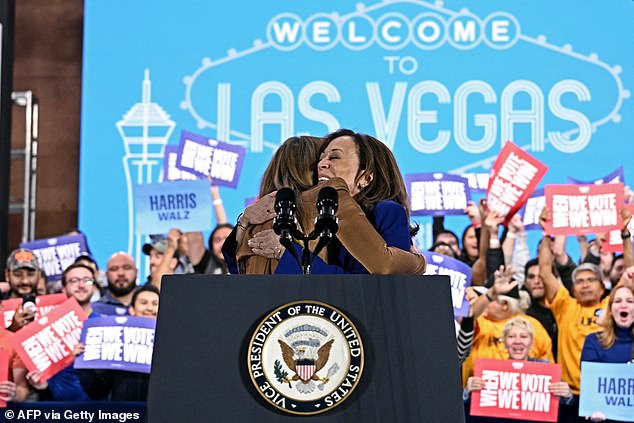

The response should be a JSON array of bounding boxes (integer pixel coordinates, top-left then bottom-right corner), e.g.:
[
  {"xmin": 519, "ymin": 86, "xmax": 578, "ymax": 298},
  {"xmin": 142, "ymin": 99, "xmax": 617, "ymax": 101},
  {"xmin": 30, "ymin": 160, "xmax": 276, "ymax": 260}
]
[{"xmin": 277, "ymin": 338, "xmax": 336, "ymax": 394}]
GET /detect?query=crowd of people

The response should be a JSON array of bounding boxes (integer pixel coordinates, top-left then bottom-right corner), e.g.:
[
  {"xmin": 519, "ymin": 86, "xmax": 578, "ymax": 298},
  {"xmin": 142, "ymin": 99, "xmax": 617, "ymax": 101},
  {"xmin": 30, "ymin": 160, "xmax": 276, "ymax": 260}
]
[{"xmin": 0, "ymin": 129, "xmax": 632, "ymax": 423}]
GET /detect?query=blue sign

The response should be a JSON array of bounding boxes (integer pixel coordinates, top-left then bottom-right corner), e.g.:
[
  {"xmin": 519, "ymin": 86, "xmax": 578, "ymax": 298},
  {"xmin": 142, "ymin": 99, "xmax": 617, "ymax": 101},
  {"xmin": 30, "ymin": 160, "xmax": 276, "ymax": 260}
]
[
  {"xmin": 579, "ymin": 361, "xmax": 634, "ymax": 422},
  {"xmin": 79, "ymin": 0, "xmax": 634, "ymax": 274},
  {"xmin": 91, "ymin": 302, "xmax": 129, "ymax": 317},
  {"xmin": 20, "ymin": 234, "xmax": 88, "ymax": 281},
  {"xmin": 133, "ymin": 180, "xmax": 212, "ymax": 235},
  {"xmin": 175, "ymin": 130, "xmax": 246, "ymax": 188},
  {"xmin": 422, "ymin": 252, "xmax": 472, "ymax": 317},
  {"xmin": 406, "ymin": 173, "xmax": 471, "ymax": 216},
  {"xmin": 459, "ymin": 173, "xmax": 490, "ymax": 194},
  {"xmin": 162, "ymin": 145, "xmax": 199, "ymax": 182},
  {"xmin": 75, "ymin": 316, "xmax": 155, "ymax": 374},
  {"xmin": 519, "ymin": 188, "xmax": 545, "ymax": 231},
  {"xmin": 568, "ymin": 166, "xmax": 625, "ymax": 185}
]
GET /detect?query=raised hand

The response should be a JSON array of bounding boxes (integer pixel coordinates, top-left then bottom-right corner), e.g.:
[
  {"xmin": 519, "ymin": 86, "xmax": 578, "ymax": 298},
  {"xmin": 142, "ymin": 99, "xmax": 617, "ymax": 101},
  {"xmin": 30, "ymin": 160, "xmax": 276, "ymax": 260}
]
[
  {"xmin": 464, "ymin": 201, "xmax": 480, "ymax": 226},
  {"xmin": 508, "ymin": 213, "xmax": 525, "ymax": 234},
  {"xmin": 490, "ymin": 265, "xmax": 518, "ymax": 299},
  {"xmin": 539, "ymin": 207, "xmax": 550, "ymax": 229}
]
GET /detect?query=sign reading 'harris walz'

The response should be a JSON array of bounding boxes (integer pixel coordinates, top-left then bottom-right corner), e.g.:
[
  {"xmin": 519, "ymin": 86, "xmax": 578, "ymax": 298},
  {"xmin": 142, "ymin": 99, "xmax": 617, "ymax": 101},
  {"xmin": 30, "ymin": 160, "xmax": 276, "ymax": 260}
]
[
  {"xmin": 247, "ymin": 301, "xmax": 364, "ymax": 415},
  {"xmin": 133, "ymin": 179, "xmax": 213, "ymax": 235}
]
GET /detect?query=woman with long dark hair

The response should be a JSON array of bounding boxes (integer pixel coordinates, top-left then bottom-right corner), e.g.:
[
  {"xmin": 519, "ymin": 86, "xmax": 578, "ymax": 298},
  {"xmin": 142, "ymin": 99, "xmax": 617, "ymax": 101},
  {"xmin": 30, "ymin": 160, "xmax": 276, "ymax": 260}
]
[{"xmin": 580, "ymin": 282, "xmax": 634, "ymax": 422}]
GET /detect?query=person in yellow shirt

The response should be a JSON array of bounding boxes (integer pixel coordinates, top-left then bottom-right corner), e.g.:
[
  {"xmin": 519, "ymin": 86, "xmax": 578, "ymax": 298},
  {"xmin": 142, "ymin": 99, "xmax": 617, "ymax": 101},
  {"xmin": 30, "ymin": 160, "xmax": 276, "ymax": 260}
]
[
  {"xmin": 538, "ymin": 209, "xmax": 613, "ymax": 422},
  {"xmin": 461, "ymin": 266, "xmax": 554, "ymax": 387}
]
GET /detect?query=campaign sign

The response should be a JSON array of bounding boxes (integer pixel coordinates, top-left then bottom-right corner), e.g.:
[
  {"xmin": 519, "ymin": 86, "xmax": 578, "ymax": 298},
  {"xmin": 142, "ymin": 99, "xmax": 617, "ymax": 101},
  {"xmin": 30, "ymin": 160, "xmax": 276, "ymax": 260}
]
[
  {"xmin": 568, "ymin": 166, "xmax": 624, "ymax": 186},
  {"xmin": 133, "ymin": 179, "xmax": 213, "ymax": 234},
  {"xmin": 407, "ymin": 173, "xmax": 471, "ymax": 216},
  {"xmin": 422, "ymin": 252, "xmax": 472, "ymax": 317},
  {"xmin": 471, "ymin": 358, "xmax": 560, "ymax": 422},
  {"xmin": 162, "ymin": 145, "xmax": 199, "ymax": 182},
  {"xmin": 74, "ymin": 316, "xmax": 155, "ymax": 374},
  {"xmin": 20, "ymin": 234, "xmax": 88, "ymax": 282},
  {"xmin": 91, "ymin": 302, "xmax": 129, "ymax": 317},
  {"xmin": 579, "ymin": 362, "xmax": 634, "ymax": 422},
  {"xmin": 459, "ymin": 173, "xmax": 490, "ymax": 194},
  {"xmin": 602, "ymin": 203, "xmax": 634, "ymax": 253},
  {"xmin": 10, "ymin": 298, "xmax": 87, "ymax": 381},
  {"xmin": 0, "ymin": 349, "xmax": 8, "ymax": 407},
  {"xmin": 544, "ymin": 184, "xmax": 624, "ymax": 236},
  {"xmin": 2, "ymin": 293, "xmax": 68, "ymax": 329},
  {"xmin": 487, "ymin": 142, "xmax": 548, "ymax": 225},
  {"xmin": 176, "ymin": 130, "xmax": 246, "ymax": 188},
  {"xmin": 519, "ymin": 189, "xmax": 545, "ymax": 231}
]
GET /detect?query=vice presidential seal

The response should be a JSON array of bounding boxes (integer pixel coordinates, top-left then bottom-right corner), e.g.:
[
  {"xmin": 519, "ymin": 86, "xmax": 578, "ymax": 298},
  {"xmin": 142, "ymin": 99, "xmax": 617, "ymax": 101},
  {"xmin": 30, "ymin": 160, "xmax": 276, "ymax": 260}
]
[{"xmin": 247, "ymin": 301, "xmax": 364, "ymax": 415}]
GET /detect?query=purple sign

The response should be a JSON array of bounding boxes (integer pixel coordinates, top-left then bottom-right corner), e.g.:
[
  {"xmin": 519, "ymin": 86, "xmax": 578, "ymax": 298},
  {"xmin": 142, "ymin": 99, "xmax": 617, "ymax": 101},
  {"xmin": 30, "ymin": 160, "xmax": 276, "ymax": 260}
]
[
  {"xmin": 20, "ymin": 234, "xmax": 88, "ymax": 281},
  {"xmin": 176, "ymin": 130, "xmax": 246, "ymax": 188},
  {"xmin": 568, "ymin": 166, "xmax": 624, "ymax": 185},
  {"xmin": 162, "ymin": 145, "xmax": 199, "ymax": 182},
  {"xmin": 422, "ymin": 252, "xmax": 472, "ymax": 317},
  {"xmin": 406, "ymin": 173, "xmax": 471, "ymax": 216},
  {"xmin": 458, "ymin": 173, "xmax": 490, "ymax": 194},
  {"xmin": 74, "ymin": 316, "xmax": 155, "ymax": 374},
  {"xmin": 519, "ymin": 188, "xmax": 545, "ymax": 231},
  {"xmin": 90, "ymin": 302, "xmax": 129, "ymax": 317}
]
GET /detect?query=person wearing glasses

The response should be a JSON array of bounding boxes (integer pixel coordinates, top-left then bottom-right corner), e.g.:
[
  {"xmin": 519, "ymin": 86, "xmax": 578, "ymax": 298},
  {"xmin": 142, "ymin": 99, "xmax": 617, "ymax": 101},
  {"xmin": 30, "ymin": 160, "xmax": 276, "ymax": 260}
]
[
  {"xmin": 538, "ymin": 209, "xmax": 612, "ymax": 421},
  {"xmin": 24, "ymin": 262, "xmax": 100, "ymax": 401}
]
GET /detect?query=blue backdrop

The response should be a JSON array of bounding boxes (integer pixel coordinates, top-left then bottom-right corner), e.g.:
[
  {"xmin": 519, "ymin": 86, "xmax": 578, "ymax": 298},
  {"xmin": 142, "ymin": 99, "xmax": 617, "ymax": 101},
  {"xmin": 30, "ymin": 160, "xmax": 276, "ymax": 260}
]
[{"xmin": 80, "ymin": 0, "xmax": 634, "ymax": 279}]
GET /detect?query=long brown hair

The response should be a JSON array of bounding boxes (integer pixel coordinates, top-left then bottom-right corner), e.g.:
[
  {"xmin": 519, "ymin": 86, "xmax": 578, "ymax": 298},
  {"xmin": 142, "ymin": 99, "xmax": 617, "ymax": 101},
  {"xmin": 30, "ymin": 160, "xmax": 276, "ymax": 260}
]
[
  {"xmin": 258, "ymin": 136, "xmax": 324, "ymax": 226},
  {"xmin": 597, "ymin": 283, "xmax": 634, "ymax": 349},
  {"xmin": 322, "ymin": 129, "xmax": 417, "ymax": 237},
  {"xmin": 259, "ymin": 136, "xmax": 324, "ymax": 197}
]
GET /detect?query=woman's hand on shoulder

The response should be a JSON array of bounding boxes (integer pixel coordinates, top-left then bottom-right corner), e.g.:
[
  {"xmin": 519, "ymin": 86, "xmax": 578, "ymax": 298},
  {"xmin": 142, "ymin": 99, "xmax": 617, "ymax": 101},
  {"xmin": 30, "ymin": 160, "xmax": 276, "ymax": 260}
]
[{"xmin": 243, "ymin": 192, "xmax": 277, "ymax": 226}]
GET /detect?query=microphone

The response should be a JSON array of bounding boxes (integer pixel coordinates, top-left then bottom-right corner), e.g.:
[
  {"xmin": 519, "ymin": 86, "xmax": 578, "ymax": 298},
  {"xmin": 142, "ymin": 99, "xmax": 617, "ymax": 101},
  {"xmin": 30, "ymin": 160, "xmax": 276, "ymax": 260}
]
[
  {"xmin": 311, "ymin": 186, "xmax": 339, "ymax": 259},
  {"xmin": 273, "ymin": 188, "xmax": 300, "ymax": 263}
]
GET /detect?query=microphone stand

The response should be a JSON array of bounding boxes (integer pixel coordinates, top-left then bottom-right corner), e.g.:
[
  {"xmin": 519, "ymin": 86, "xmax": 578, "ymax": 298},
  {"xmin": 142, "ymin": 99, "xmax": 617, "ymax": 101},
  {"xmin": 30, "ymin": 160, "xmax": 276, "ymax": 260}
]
[
  {"xmin": 278, "ymin": 228, "xmax": 327, "ymax": 275},
  {"xmin": 300, "ymin": 236, "xmax": 312, "ymax": 275}
]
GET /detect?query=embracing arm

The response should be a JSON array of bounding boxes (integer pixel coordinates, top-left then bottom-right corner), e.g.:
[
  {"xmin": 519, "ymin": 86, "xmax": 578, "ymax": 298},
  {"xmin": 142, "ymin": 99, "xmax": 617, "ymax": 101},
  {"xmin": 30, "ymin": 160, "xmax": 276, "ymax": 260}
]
[
  {"xmin": 302, "ymin": 178, "xmax": 426, "ymax": 274},
  {"xmin": 339, "ymin": 198, "xmax": 425, "ymax": 274}
]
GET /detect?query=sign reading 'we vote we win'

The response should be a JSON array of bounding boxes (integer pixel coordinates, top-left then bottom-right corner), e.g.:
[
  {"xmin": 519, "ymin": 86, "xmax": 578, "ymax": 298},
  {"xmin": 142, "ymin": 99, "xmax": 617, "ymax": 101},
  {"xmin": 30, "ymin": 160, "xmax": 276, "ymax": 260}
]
[
  {"xmin": 75, "ymin": 316, "xmax": 155, "ymax": 374},
  {"xmin": 421, "ymin": 252, "xmax": 472, "ymax": 317},
  {"xmin": 407, "ymin": 173, "xmax": 471, "ymax": 216},
  {"xmin": 471, "ymin": 359, "xmax": 561, "ymax": 422},
  {"xmin": 544, "ymin": 184, "xmax": 624, "ymax": 236},
  {"xmin": 11, "ymin": 298, "xmax": 87, "ymax": 381}
]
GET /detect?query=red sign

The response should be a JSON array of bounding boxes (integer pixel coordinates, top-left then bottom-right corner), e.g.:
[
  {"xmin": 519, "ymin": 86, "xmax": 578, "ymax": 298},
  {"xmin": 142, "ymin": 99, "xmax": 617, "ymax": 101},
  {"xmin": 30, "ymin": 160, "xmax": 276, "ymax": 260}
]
[
  {"xmin": 487, "ymin": 142, "xmax": 548, "ymax": 225},
  {"xmin": 10, "ymin": 298, "xmax": 87, "ymax": 381},
  {"xmin": 471, "ymin": 358, "xmax": 561, "ymax": 422},
  {"xmin": 602, "ymin": 204, "xmax": 634, "ymax": 253},
  {"xmin": 2, "ymin": 293, "xmax": 68, "ymax": 328},
  {"xmin": 0, "ymin": 349, "xmax": 8, "ymax": 407},
  {"xmin": 544, "ymin": 184, "xmax": 624, "ymax": 236}
]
